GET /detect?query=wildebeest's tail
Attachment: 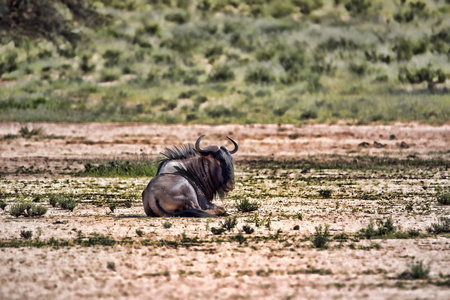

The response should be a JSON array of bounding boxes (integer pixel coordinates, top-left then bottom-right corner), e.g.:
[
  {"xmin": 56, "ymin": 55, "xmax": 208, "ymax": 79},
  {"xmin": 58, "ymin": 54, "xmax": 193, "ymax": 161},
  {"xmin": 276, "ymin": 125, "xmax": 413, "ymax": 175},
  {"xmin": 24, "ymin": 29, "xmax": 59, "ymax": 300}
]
[{"xmin": 155, "ymin": 198, "xmax": 217, "ymax": 218}]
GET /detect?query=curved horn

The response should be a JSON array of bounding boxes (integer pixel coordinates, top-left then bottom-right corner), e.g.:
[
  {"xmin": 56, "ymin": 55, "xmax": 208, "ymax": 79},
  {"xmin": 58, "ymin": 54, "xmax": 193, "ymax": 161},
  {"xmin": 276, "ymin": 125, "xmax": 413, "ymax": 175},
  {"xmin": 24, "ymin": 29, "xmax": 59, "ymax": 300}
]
[
  {"xmin": 227, "ymin": 136, "xmax": 239, "ymax": 154},
  {"xmin": 195, "ymin": 135, "xmax": 207, "ymax": 154},
  {"xmin": 195, "ymin": 135, "xmax": 220, "ymax": 154}
]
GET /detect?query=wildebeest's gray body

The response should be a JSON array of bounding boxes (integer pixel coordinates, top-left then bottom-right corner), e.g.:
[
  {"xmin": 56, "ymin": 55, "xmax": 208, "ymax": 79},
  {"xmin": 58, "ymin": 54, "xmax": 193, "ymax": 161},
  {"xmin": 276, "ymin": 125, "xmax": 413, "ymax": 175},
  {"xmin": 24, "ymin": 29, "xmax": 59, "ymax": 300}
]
[{"xmin": 142, "ymin": 135, "xmax": 238, "ymax": 217}]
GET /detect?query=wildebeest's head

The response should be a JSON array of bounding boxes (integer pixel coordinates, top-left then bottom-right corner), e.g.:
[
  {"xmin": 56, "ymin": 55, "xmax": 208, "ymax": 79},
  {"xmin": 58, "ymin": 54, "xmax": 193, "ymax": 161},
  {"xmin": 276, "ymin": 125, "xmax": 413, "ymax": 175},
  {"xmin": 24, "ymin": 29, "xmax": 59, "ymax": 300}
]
[{"xmin": 195, "ymin": 135, "xmax": 238, "ymax": 197}]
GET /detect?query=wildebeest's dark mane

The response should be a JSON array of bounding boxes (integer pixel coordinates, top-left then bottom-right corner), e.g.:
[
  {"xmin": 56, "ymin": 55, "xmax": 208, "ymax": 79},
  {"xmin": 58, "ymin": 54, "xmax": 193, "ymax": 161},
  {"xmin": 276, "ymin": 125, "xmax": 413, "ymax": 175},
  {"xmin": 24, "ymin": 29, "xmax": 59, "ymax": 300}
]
[
  {"xmin": 159, "ymin": 144, "xmax": 197, "ymax": 162},
  {"xmin": 174, "ymin": 159, "xmax": 225, "ymax": 201}
]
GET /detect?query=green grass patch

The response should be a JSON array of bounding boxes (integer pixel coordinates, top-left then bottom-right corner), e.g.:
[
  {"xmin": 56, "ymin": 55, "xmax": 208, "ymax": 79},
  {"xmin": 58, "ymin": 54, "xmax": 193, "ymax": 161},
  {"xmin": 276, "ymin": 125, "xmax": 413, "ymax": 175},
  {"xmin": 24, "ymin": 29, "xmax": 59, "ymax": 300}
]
[{"xmin": 81, "ymin": 160, "xmax": 158, "ymax": 177}]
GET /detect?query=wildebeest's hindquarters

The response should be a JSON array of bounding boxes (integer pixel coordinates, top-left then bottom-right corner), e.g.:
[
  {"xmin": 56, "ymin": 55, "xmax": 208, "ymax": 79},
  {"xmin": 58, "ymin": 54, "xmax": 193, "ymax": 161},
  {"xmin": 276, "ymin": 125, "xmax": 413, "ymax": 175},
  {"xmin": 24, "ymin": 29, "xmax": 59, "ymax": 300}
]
[{"xmin": 142, "ymin": 174, "xmax": 217, "ymax": 218}]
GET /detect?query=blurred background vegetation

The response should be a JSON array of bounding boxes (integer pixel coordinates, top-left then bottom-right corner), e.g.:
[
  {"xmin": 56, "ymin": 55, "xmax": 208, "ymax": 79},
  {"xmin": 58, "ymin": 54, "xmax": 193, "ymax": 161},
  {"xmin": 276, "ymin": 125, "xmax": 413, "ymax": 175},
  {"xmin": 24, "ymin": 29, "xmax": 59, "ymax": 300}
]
[{"xmin": 0, "ymin": 0, "xmax": 449, "ymax": 125}]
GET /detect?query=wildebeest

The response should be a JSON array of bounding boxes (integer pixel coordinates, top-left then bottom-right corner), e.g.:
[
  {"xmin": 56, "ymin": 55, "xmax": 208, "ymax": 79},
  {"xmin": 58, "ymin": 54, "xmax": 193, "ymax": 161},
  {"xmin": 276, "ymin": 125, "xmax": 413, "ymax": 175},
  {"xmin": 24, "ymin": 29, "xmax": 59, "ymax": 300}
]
[{"xmin": 142, "ymin": 135, "xmax": 238, "ymax": 217}]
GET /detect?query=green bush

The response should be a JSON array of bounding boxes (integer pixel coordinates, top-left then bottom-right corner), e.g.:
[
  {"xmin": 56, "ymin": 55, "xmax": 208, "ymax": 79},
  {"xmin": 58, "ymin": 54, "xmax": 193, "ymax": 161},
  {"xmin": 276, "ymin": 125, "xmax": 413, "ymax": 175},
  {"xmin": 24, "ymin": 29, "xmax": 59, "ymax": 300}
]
[
  {"xmin": 207, "ymin": 66, "xmax": 235, "ymax": 82},
  {"xmin": 20, "ymin": 230, "xmax": 33, "ymax": 239},
  {"xmin": 235, "ymin": 198, "xmax": 260, "ymax": 212},
  {"xmin": 437, "ymin": 193, "xmax": 450, "ymax": 205},
  {"xmin": 164, "ymin": 12, "xmax": 189, "ymax": 24},
  {"xmin": 245, "ymin": 66, "xmax": 276, "ymax": 84},
  {"xmin": 344, "ymin": 0, "xmax": 371, "ymax": 16},
  {"xmin": 312, "ymin": 224, "xmax": 330, "ymax": 249},
  {"xmin": 292, "ymin": 0, "xmax": 324, "ymax": 15},
  {"xmin": 58, "ymin": 198, "xmax": 78, "ymax": 212},
  {"xmin": 103, "ymin": 50, "xmax": 121, "ymax": 67},
  {"xmin": 10, "ymin": 202, "xmax": 47, "ymax": 218}
]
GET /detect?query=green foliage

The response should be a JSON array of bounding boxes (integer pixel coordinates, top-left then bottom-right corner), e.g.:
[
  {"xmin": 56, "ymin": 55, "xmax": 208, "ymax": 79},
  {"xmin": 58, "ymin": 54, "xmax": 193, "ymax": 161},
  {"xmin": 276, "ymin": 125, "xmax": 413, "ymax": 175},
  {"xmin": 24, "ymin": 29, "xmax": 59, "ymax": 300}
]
[
  {"xmin": 358, "ymin": 217, "xmax": 406, "ymax": 239},
  {"xmin": 108, "ymin": 202, "xmax": 117, "ymax": 213},
  {"xmin": 107, "ymin": 261, "xmax": 116, "ymax": 271},
  {"xmin": 207, "ymin": 66, "xmax": 235, "ymax": 82},
  {"xmin": 163, "ymin": 221, "xmax": 172, "ymax": 229},
  {"xmin": 82, "ymin": 160, "xmax": 158, "ymax": 177},
  {"xmin": 10, "ymin": 202, "xmax": 47, "ymax": 218},
  {"xmin": 55, "ymin": 197, "xmax": 78, "ymax": 212},
  {"xmin": 0, "ymin": 201, "xmax": 7, "ymax": 210},
  {"xmin": 136, "ymin": 229, "xmax": 144, "ymax": 237},
  {"xmin": 211, "ymin": 216, "xmax": 237, "ymax": 235},
  {"xmin": 344, "ymin": 0, "xmax": 371, "ymax": 16},
  {"xmin": 437, "ymin": 193, "xmax": 450, "ymax": 205},
  {"xmin": 393, "ymin": 38, "xmax": 427, "ymax": 61},
  {"xmin": 19, "ymin": 125, "xmax": 44, "ymax": 139},
  {"xmin": 245, "ymin": 66, "xmax": 276, "ymax": 84},
  {"xmin": 0, "ymin": 0, "xmax": 449, "ymax": 125},
  {"xmin": 20, "ymin": 230, "xmax": 33, "ymax": 239},
  {"xmin": 242, "ymin": 225, "xmax": 255, "ymax": 234},
  {"xmin": 427, "ymin": 217, "xmax": 450, "ymax": 234},
  {"xmin": 311, "ymin": 224, "xmax": 330, "ymax": 249},
  {"xmin": 398, "ymin": 261, "xmax": 430, "ymax": 280},
  {"xmin": 235, "ymin": 198, "xmax": 260, "ymax": 212},
  {"xmin": 399, "ymin": 65, "xmax": 446, "ymax": 86},
  {"xmin": 318, "ymin": 189, "xmax": 332, "ymax": 198}
]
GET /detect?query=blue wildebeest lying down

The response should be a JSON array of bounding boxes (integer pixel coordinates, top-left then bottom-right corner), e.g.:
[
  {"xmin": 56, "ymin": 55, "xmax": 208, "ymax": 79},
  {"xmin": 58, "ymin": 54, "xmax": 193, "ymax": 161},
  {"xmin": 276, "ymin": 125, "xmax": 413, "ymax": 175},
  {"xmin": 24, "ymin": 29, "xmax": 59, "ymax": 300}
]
[{"xmin": 142, "ymin": 135, "xmax": 238, "ymax": 217}]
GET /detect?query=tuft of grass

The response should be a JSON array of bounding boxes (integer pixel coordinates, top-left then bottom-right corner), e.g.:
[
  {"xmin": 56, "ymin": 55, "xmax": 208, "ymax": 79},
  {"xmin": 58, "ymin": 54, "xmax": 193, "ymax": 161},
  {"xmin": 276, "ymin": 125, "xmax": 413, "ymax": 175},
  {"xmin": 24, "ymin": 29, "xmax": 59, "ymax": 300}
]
[
  {"xmin": 136, "ymin": 229, "xmax": 144, "ymax": 237},
  {"xmin": 437, "ymin": 193, "xmax": 450, "ymax": 205},
  {"xmin": 58, "ymin": 198, "xmax": 78, "ymax": 212},
  {"xmin": 10, "ymin": 202, "xmax": 47, "ymax": 218},
  {"xmin": 311, "ymin": 224, "xmax": 330, "ymax": 249},
  {"xmin": 359, "ymin": 217, "xmax": 396, "ymax": 239},
  {"xmin": 107, "ymin": 261, "xmax": 116, "ymax": 271},
  {"xmin": 398, "ymin": 261, "xmax": 430, "ymax": 280},
  {"xmin": 108, "ymin": 202, "xmax": 117, "ymax": 213},
  {"xmin": 235, "ymin": 198, "xmax": 260, "ymax": 213},
  {"xmin": 20, "ymin": 230, "xmax": 33, "ymax": 239},
  {"xmin": 318, "ymin": 189, "xmax": 332, "ymax": 198},
  {"xmin": 19, "ymin": 125, "xmax": 44, "ymax": 139},
  {"xmin": 163, "ymin": 221, "xmax": 172, "ymax": 229},
  {"xmin": 0, "ymin": 200, "xmax": 7, "ymax": 210},
  {"xmin": 242, "ymin": 225, "xmax": 255, "ymax": 234},
  {"xmin": 211, "ymin": 216, "xmax": 238, "ymax": 235},
  {"xmin": 82, "ymin": 160, "xmax": 158, "ymax": 178},
  {"xmin": 427, "ymin": 217, "xmax": 450, "ymax": 234}
]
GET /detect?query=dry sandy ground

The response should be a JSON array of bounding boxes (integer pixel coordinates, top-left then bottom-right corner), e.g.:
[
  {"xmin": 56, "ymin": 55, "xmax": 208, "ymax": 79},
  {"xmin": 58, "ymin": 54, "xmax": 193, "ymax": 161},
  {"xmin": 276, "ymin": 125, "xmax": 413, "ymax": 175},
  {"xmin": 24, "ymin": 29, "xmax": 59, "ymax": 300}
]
[{"xmin": 0, "ymin": 122, "xmax": 449, "ymax": 300}]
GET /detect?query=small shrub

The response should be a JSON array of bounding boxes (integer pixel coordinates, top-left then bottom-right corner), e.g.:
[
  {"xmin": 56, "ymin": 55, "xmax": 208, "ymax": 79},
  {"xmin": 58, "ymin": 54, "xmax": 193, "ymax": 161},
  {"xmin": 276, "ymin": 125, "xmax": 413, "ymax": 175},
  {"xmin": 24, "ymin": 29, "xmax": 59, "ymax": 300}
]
[
  {"xmin": 235, "ymin": 199, "xmax": 260, "ymax": 212},
  {"xmin": 100, "ymin": 69, "xmax": 120, "ymax": 82},
  {"xmin": 19, "ymin": 125, "xmax": 44, "ymax": 138},
  {"xmin": 107, "ymin": 261, "xmax": 116, "ymax": 271},
  {"xmin": 211, "ymin": 227, "xmax": 226, "ymax": 235},
  {"xmin": 163, "ymin": 221, "xmax": 172, "ymax": 229},
  {"xmin": 58, "ymin": 198, "xmax": 78, "ymax": 212},
  {"xmin": 409, "ymin": 261, "xmax": 430, "ymax": 279},
  {"xmin": 108, "ymin": 202, "xmax": 116, "ymax": 213},
  {"xmin": 231, "ymin": 233, "xmax": 246, "ymax": 244},
  {"xmin": 103, "ymin": 50, "xmax": 121, "ymax": 67},
  {"xmin": 0, "ymin": 201, "xmax": 6, "ymax": 210},
  {"xmin": 427, "ymin": 217, "xmax": 450, "ymax": 234},
  {"xmin": 20, "ymin": 230, "xmax": 33, "ymax": 239},
  {"xmin": 10, "ymin": 202, "xmax": 47, "ymax": 218},
  {"xmin": 437, "ymin": 193, "xmax": 450, "ymax": 205},
  {"xmin": 312, "ymin": 224, "xmax": 330, "ymax": 249},
  {"xmin": 136, "ymin": 229, "xmax": 144, "ymax": 237},
  {"xmin": 207, "ymin": 66, "xmax": 235, "ymax": 82},
  {"xmin": 318, "ymin": 189, "xmax": 332, "ymax": 198},
  {"xmin": 242, "ymin": 225, "xmax": 255, "ymax": 234},
  {"xmin": 344, "ymin": 0, "xmax": 371, "ymax": 16},
  {"xmin": 124, "ymin": 200, "xmax": 132, "ymax": 208},
  {"xmin": 398, "ymin": 261, "xmax": 430, "ymax": 279},
  {"xmin": 221, "ymin": 216, "xmax": 237, "ymax": 231},
  {"xmin": 164, "ymin": 12, "xmax": 189, "ymax": 24},
  {"xmin": 245, "ymin": 66, "xmax": 276, "ymax": 84}
]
